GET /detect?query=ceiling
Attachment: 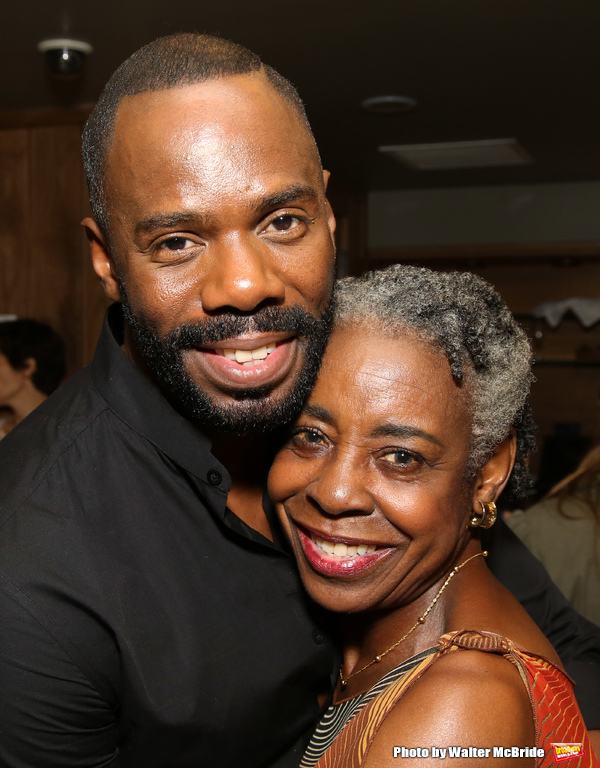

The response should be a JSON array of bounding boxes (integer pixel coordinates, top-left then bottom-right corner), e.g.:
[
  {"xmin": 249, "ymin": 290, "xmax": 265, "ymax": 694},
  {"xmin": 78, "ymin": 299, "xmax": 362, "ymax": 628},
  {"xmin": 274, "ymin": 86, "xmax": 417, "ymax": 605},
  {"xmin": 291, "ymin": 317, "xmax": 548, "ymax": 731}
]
[{"xmin": 3, "ymin": 0, "xmax": 600, "ymax": 194}]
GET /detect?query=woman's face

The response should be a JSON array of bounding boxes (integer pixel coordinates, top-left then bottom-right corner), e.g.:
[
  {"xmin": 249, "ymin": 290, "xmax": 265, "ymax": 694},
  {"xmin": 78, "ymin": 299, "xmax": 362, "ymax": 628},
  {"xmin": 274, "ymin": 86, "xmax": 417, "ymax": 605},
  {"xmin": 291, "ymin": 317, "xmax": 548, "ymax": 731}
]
[
  {"xmin": 268, "ymin": 325, "xmax": 477, "ymax": 614},
  {"xmin": 0, "ymin": 352, "xmax": 28, "ymax": 406}
]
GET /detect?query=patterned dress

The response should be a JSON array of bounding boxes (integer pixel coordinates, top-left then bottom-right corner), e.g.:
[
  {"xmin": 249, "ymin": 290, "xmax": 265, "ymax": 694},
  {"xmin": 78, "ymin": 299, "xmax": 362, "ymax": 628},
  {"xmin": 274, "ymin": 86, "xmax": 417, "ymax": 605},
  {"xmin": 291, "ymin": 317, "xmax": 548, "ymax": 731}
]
[{"xmin": 303, "ymin": 629, "xmax": 598, "ymax": 768}]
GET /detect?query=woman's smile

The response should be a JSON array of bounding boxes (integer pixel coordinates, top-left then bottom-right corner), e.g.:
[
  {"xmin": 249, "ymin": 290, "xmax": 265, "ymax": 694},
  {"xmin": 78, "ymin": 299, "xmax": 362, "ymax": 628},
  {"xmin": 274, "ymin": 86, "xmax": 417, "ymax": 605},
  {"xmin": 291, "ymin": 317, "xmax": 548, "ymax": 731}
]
[{"xmin": 295, "ymin": 523, "xmax": 394, "ymax": 578}]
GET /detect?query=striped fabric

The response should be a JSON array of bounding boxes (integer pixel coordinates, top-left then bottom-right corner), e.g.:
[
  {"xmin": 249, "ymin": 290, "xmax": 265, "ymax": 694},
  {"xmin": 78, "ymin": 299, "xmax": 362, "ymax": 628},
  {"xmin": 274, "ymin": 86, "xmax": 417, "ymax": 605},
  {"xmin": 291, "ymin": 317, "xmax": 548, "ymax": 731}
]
[
  {"xmin": 305, "ymin": 629, "xmax": 599, "ymax": 768},
  {"xmin": 302, "ymin": 647, "xmax": 436, "ymax": 767}
]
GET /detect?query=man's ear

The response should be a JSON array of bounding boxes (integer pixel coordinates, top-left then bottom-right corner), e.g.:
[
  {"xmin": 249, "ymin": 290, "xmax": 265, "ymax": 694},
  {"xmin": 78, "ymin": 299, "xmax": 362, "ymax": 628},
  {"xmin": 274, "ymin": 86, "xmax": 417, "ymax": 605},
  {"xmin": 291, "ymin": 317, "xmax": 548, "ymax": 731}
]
[
  {"xmin": 322, "ymin": 170, "xmax": 337, "ymax": 238},
  {"xmin": 472, "ymin": 429, "xmax": 517, "ymax": 508},
  {"xmin": 82, "ymin": 217, "xmax": 122, "ymax": 303}
]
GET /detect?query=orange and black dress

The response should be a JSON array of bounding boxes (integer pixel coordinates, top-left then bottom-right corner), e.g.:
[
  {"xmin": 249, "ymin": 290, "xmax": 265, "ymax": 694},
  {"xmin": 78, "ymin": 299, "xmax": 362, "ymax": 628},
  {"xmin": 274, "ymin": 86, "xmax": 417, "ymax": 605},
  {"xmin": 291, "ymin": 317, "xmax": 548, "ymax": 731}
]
[{"xmin": 303, "ymin": 630, "xmax": 598, "ymax": 768}]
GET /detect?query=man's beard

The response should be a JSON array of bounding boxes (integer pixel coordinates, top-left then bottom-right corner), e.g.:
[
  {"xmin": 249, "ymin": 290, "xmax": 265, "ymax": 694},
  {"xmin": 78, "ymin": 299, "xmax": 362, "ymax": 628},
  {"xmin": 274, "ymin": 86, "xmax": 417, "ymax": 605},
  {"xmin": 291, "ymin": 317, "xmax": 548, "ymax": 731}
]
[{"xmin": 119, "ymin": 282, "xmax": 333, "ymax": 435}]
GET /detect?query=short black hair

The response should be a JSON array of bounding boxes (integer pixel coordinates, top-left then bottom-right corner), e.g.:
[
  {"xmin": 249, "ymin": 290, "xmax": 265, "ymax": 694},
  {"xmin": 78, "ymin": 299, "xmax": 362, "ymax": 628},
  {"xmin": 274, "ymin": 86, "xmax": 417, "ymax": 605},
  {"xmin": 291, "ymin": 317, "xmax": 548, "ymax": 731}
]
[
  {"xmin": 82, "ymin": 32, "xmax": 316, "ymax": 239},
  {"xmin": 0, "ymin": 319, "xmax": 66, "ymax": 396}
]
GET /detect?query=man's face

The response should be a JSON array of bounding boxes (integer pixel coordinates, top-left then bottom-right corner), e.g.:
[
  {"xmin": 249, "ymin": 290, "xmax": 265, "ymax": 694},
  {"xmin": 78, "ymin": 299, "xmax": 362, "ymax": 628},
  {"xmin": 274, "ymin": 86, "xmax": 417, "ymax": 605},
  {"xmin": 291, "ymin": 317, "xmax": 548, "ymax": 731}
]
[{"xmin": 86, "ymin": 75, "xmax": 336, "ymax": 433}]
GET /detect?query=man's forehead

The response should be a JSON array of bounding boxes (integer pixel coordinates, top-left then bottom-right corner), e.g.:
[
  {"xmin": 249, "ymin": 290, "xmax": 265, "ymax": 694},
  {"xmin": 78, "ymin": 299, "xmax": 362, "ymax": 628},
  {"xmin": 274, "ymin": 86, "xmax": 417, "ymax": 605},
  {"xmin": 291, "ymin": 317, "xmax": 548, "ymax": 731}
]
[
  {"xmin": 111, "ymin": 74, "xmax": 304, "ymax": 143},
  {"xmin": 104, "ymin": 74, "xmax": 321, "ymax": 198}
]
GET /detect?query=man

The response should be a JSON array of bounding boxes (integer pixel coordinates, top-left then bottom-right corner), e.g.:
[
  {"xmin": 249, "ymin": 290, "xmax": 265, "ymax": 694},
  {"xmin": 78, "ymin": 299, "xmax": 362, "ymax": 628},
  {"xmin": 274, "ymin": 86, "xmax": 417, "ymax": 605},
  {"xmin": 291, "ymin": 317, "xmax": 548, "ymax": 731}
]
[
  {"xmin": 0, "ymin": 34, "xmax": 337, "ymax": 768},
  {"xmin": 0, "ymin": 33, "xmax": 598, "ymax": 767}
]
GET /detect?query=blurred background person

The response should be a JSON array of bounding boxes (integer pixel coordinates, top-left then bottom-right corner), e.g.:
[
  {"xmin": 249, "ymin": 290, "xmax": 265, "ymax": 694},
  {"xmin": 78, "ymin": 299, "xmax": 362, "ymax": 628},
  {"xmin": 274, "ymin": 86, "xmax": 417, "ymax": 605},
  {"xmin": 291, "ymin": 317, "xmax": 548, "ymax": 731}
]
[
  {"xmin": 508, "ymin": 445, "xmax": 600, "ymax": 627},
  {"xmin": 0, "ymin": 319, "xmax": 66, "ymax": 439}
]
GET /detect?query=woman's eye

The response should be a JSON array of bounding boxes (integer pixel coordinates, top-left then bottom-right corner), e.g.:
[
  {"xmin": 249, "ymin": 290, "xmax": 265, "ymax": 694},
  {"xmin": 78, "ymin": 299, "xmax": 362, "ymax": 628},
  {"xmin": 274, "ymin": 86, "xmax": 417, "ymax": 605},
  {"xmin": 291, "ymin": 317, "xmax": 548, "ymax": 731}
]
[
  {"xmin": 381, "ymin": 450, "xmax": 418, "ymax": 467},
  {"xmin": 293, "ymin": 428, "xmax": 325, "ymax": 447}
]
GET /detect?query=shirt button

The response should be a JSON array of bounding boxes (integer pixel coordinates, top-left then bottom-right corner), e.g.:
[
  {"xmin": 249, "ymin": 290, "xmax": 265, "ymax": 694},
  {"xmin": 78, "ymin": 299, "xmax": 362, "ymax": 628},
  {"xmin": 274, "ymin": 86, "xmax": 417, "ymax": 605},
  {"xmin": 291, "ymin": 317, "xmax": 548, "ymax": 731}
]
[
  {"xmin": 207, "ymin": 469, "xmax": 222, "ymax": 486},
  {"xmin": 312, "ymin": 629, "xmax": 325, "ymax": 645}
]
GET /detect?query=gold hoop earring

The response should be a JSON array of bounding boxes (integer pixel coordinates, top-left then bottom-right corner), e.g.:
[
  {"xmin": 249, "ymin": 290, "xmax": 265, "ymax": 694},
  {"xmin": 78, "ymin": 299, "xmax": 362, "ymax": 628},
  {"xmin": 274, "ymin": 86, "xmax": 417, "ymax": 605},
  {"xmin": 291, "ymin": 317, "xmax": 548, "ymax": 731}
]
[{"xmin": 469, "ymin": 500, "xmax": 497, "ymax": 529}]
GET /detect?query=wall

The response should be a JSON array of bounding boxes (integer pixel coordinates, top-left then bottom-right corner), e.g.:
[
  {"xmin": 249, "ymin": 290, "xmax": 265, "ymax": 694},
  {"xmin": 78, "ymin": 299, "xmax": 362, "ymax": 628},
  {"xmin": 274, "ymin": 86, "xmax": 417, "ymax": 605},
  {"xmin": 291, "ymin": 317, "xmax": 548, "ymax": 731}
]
[
  {"xmin": 369, "ymin": 181, "xmax": 600, "ymax": 248},
  {"xmin": 0, "ymin": 110, "xmax": 109, "ymax": 379}
]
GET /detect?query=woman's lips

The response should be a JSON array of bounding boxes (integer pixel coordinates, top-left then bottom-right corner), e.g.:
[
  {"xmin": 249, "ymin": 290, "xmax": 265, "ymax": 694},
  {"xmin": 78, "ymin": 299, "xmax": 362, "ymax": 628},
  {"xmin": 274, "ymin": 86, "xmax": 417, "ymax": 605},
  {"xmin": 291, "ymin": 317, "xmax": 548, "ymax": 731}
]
[
  {"xmin": 187, "ymin": 338, "xmax": 297, "ymax": 388},
  {"xmin": 296, "ymin": 525, "xmax": 393, "ymax": 578}
]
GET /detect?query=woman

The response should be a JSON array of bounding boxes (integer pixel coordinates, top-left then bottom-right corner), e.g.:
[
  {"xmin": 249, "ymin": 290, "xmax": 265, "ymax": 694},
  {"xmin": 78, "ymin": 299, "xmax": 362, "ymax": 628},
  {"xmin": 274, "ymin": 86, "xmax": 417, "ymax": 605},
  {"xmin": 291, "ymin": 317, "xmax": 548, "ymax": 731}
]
[
  {"xmin": 0, "ymin": 319, "xmax": 66, "ymax": 438},
  {"xmin": 508, "ymin": 445, "xmax": 600, "ymax": 626},
  {"xmin": 268, "ymin": 265, "xmax": 597, "ymax": 767}
]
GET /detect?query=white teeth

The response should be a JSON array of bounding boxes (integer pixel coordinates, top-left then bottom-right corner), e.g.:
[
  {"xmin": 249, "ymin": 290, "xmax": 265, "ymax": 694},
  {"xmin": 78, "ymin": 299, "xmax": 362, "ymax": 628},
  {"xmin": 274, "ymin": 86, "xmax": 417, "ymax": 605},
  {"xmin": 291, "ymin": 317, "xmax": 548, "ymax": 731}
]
[
  {"xmin": 313, "ymin": 536, "xmax": 377, "ymax": 559},
  {"xmin": 217, "ymin": 343, "xmax": 278, "ymax": 365},
  {"xmin": 321, "ymin": 540, "xmax": 335, "ymax": 555},
  {"xmin": 235, "ymin": 349, "xmax": 253, "ymax": 363},
  {"xmin": 251, "ymin": 346, "xmax": 269, "ymax": 360}
]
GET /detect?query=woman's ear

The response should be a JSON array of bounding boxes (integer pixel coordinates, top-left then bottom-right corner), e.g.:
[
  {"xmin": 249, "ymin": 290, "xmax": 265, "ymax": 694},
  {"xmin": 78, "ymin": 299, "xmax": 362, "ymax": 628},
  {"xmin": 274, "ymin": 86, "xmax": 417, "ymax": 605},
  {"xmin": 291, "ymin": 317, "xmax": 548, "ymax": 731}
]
[
  {"xmin": 22, "ymin": 357, "xmax": 37, "ymax": 379},
  {"xmin": 472, "ymin": 429, "xmax": 517, "ymax": 508}
]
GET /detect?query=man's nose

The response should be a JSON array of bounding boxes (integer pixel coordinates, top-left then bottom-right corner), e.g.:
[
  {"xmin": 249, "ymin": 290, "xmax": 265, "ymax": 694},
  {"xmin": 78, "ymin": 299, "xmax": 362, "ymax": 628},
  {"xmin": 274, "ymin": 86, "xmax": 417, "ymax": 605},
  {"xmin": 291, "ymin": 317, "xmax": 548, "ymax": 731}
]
[
  {"xmin": 306, "ymin": 452, "xmax": 374, "ymax": 518},
  {"xmin": 199, "ymin": 235, "xmax": 286, "ymax": 313}
]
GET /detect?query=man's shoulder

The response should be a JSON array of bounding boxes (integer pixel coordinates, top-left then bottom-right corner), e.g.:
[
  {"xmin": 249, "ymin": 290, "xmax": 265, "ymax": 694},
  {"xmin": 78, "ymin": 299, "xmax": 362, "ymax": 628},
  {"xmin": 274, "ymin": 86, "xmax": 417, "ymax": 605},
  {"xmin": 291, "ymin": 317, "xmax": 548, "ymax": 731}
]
[{"xmin": 0, "ymin": 366, "xmax": 126, "ymax": 520}]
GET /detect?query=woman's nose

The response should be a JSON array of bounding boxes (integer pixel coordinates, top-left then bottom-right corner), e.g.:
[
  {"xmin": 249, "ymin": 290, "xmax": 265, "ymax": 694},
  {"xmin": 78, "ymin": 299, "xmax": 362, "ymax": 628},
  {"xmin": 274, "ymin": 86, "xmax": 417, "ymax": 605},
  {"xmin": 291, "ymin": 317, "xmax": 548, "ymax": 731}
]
[
  {"xmin": 306, "ymin": 454, "xmax": 374, "ymax": 517},
  {"xmin": 199, "ymin": 235, "xmax": 286, "ymax": 313}
]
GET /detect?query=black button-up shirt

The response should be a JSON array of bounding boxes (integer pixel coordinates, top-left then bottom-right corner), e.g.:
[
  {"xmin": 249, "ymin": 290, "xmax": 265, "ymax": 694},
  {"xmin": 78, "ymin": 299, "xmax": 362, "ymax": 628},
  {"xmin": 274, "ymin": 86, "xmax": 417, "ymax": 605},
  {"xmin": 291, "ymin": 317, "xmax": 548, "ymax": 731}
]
[{"xmin": 0, "ymin": 306, "xmax": 336, "ymax": 767}]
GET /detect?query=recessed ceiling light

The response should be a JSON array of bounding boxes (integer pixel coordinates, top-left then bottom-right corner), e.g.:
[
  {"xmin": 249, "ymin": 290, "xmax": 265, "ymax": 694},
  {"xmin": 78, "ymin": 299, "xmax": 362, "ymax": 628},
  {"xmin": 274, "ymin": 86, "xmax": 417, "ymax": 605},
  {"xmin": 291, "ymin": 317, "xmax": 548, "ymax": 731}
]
[
  {"xmin": 361, "ymin": 95, "xmax": 417, "ymax": 115},
  {"xmin": 379, "ymin": 138, "xmax": 532, "ymax": 170}
]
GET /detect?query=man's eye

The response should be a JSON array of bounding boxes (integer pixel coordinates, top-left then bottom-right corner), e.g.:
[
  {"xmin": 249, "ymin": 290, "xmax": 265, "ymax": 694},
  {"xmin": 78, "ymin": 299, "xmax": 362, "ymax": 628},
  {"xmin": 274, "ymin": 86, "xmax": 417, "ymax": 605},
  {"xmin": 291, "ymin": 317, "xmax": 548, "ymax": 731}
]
[
  {"xmin": 265, "ymin": 215, "xmax": 303, "ymax": 233},
  {"xmin": 381, "ymin": 450, "xmax": 418, "ymax": 467},
  {"xmin": 159, "ymin": 236, "xmax": 195, "ymax": 252}
]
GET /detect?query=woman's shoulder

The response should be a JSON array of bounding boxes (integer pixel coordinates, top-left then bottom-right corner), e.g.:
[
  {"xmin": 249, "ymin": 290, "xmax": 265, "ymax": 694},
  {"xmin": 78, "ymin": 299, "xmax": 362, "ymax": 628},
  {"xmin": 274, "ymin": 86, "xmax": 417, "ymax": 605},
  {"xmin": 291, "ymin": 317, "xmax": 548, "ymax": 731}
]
[{"xmin": 363, "ymin": 634, "xmax": 535, "ymax": 767}]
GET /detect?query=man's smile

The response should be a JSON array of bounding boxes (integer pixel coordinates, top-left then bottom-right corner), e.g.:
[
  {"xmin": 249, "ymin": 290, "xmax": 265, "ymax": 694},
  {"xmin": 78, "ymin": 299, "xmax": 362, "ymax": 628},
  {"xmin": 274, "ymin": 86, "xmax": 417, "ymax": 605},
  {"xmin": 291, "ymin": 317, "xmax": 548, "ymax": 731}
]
[{"xmin": 186, "ymin": 336, "xmax": 299, "ymax": 389}]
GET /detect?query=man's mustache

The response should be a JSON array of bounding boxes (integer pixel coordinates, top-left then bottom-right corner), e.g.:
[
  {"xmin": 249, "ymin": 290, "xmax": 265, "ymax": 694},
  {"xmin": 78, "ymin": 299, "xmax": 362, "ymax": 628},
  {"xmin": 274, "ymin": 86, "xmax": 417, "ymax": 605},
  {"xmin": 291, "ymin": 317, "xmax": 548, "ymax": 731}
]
[{"xmin": 163, "ymin": 306, "xmax": 328, "ymax": 350}]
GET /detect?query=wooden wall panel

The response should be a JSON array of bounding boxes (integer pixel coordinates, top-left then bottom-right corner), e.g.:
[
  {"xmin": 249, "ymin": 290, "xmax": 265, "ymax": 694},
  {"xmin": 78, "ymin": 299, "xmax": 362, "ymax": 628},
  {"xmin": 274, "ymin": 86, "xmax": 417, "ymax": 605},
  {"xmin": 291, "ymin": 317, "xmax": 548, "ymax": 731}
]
[
  {"xmin": 28, "ymin": 125, "xmax": 89, "ymax": 374},
  {"xmin": 0, "ymin": 129, "xmax": 31, "ymax": 315},
  {"xmin": 0, "ymin": 115, "xmax": 108, "ymax": 381}
]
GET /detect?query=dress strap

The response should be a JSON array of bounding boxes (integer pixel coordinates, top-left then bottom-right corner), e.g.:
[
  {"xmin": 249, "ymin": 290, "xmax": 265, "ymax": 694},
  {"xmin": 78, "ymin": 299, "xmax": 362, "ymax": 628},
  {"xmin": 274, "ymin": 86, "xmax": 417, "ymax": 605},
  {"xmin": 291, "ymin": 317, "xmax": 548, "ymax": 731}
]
[{"xmin": 437, "ymin": 628, "xmax": 515, "ymax": 654}]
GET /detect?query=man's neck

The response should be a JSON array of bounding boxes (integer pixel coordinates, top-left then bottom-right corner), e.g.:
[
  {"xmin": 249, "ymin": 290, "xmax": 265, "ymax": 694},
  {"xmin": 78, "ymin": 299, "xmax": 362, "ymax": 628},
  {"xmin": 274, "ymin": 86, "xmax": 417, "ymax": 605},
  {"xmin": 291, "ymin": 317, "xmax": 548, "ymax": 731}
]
[
  {"xmin": 119, "ymin": 322, "xmax": 280, "ymax": 541},
  {"xmin": 209, "ymin": 431, "xmax": 279, "ymax": 541}
]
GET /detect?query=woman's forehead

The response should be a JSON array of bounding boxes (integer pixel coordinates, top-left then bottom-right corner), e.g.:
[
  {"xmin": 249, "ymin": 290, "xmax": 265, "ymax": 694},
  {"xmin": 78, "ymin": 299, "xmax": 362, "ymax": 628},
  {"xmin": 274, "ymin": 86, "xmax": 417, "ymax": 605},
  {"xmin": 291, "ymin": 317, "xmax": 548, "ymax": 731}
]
[{"xmin": 308, "ymin": 325, "xmax": 470, "ymax": 435}]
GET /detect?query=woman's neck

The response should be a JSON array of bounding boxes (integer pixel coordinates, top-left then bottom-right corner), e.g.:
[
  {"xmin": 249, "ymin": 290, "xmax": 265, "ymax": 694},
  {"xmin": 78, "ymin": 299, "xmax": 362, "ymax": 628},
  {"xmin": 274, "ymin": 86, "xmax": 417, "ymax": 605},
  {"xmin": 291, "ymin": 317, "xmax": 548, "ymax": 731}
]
[
  {"xmin": 337, "ymin": 585, "xmax": 447, "ymax": 699},
  {"xmin": 336, "ymin": 544, "xmax": 486, "ymax": 700},
  {"xmin": 8, "ymin": 385, "xmax": 46, "ymax": 425}
]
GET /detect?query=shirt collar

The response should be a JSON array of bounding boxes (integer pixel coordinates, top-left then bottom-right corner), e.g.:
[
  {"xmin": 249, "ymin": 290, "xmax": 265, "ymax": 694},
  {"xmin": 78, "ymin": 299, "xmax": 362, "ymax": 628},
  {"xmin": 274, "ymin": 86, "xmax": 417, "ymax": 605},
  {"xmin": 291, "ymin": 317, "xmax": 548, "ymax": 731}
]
[{"xmin": 91, "ymin": 304, "xmax": 231, "ymax": 491}]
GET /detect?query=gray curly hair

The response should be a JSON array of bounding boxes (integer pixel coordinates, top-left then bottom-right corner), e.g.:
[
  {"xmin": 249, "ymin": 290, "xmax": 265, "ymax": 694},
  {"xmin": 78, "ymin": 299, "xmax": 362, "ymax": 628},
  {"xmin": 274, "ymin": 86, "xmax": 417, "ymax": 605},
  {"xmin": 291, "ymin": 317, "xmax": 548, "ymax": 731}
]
[{"xmin": 334, "ymin": 264, "xmax": 535, "ymax": 500}]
